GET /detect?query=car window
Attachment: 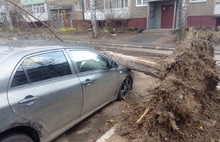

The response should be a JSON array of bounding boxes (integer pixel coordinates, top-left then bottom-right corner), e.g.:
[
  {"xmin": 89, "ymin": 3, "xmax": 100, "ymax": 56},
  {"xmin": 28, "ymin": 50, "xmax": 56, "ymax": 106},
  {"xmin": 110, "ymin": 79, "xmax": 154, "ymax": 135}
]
[
  {"xmin": 22, "ymin": 51, "xmax": 72, "ymax": 83},
  {"xmin": 11, "ymin": 65, "xmax": 29, "ymax": 88},
  {"xmin": 69, "ymin": 50, "xmax": 110, "ymax": 72}
]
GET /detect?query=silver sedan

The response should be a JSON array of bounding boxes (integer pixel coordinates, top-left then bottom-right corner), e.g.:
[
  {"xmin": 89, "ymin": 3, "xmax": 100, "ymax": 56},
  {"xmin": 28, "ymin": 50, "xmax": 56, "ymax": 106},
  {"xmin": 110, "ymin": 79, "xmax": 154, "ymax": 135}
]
[{"xmin": 0, "ymin": 40, "xmax": 133, "ymax": 142}]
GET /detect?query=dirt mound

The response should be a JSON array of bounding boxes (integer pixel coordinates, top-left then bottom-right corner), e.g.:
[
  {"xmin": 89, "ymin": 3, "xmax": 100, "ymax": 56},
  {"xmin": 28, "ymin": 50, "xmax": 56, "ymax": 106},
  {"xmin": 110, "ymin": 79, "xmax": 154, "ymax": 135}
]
[{"xmin": 118, "ymin": 31, "xmax": 220, "ymax": 142}]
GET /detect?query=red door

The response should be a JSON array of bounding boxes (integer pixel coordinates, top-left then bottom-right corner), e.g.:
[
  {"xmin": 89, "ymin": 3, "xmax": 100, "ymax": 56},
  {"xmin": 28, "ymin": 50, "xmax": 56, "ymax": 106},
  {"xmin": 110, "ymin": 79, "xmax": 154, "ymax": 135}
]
[{"xmin": 161, "ymin": 5, "xmax": 174, "ymax": 29}]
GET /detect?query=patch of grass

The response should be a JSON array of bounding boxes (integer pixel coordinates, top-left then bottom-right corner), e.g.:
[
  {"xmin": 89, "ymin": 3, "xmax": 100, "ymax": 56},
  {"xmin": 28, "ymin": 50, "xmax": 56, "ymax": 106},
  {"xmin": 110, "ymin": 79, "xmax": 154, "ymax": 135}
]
[{"xmin": 57, "ymin": 27, "xmax": 83, "ymax": 34}]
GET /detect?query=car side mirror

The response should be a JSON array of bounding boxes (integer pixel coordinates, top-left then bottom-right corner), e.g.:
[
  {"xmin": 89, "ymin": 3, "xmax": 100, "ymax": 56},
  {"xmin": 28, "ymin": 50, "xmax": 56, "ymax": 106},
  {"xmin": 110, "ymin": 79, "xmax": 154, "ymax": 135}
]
[{"xmin": 110, "ymin": 61, "xmax": 119, "ymax": 68}]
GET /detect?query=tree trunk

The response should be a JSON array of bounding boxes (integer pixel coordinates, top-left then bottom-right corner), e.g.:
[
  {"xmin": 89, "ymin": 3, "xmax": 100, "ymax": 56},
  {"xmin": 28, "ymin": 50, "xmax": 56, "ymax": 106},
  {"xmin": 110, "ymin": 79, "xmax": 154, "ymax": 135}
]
[
  {"xmin": 102, "ymin": 51, "xmax": 160, "ymax": 79},
  {"xmin": 178, "ymin": 0, "xmax": 188, "ymax": 40},
  {"xmin": 5, "ymin": 5, "xmax": 13, "ymax": 31},
  {"xmin": 90, "ymin": 0, "xmax": 99, "ymax": 38}
]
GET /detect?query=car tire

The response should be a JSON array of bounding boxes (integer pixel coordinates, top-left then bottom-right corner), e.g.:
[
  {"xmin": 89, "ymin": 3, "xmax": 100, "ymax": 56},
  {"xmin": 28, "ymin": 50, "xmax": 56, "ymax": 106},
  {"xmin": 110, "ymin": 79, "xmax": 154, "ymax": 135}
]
[
  {"xmin": 0, "ymin": 133, "xmax": 33, "ymax": 142},
  {"xmin": 118, "ymin": 77, "xmax": 132, "ymax": 100}
]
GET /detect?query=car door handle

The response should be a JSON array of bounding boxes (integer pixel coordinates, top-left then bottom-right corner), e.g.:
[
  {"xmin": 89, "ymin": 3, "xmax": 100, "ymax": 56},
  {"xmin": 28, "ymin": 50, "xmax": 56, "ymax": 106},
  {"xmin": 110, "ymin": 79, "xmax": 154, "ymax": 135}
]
[
  {"xmin": 18, "ymin": 95, "xmax": 38, "ymax": 105},
  {"xmin": 82, "ymin": 79, "xmax": 94, "ymax": 86}
]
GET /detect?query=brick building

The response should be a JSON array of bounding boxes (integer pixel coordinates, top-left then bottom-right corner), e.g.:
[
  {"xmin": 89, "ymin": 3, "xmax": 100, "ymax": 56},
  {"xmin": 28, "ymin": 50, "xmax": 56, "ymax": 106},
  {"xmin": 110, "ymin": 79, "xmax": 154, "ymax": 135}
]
[
  {"xmin": 20, "ymin": 0, "xmax": 220, "ymax": 29},
  {"xmin": 188, "ymin": 0, "xmax": 218, "ymax": 28},
  {"xmin": 20, "ymin": 0, "xmax": 49, "ymax": 22},
  {"xmin": 74, "ymin": 0, "xmax": 220, "ymax": 30}
]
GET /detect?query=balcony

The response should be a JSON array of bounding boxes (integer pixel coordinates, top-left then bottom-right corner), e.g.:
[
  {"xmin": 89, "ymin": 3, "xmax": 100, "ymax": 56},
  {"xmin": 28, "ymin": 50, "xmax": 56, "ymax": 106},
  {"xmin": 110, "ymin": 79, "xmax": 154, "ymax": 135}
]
[
  {"xmin": 84, "ymin": 7, "xmax": 130, "ymax": 21},
  {"xmin": 214, "ymin": 1, "xmax": 220, "ymax": 15},
  {"xmin": 23, "ymin": 12, "xmax": 49, "ymax": 22}
]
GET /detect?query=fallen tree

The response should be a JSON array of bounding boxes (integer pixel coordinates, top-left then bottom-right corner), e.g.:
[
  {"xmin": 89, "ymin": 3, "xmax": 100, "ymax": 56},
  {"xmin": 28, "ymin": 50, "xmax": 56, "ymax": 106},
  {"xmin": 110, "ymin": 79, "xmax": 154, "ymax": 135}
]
[
  {"xmin": 103, "ymin": 51, "xmax": 160, "ymax": 79},
  {"xmin": 104, "ymin": 30, "xmax": 220, "ymax": 141}
]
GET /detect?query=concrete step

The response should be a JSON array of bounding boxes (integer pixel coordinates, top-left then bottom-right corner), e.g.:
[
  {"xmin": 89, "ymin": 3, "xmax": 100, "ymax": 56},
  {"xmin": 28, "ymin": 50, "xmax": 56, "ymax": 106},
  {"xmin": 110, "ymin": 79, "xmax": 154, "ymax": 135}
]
[{"xmin": 143, "ymin": 29, "xmax": 178, "ymax": 35}]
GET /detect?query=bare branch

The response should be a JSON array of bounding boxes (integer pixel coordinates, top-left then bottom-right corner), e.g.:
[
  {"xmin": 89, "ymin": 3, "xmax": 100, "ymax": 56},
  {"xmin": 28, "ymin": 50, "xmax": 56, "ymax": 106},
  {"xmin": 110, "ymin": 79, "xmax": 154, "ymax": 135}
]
[{"xmin": 6, "ymin": 0, "xmax": 63, "ymax": 42}]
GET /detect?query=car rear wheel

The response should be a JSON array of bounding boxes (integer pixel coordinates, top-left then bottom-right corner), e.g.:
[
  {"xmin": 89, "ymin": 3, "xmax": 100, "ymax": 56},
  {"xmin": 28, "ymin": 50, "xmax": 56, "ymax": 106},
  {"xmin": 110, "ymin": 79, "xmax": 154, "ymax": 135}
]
[
  {"xmin": 118, "ymin": 77, "xmax": 132, "ymax": 100},
  {"xmin": 0, "ymin": 133, "xmax": 33, "ymax": 142}
]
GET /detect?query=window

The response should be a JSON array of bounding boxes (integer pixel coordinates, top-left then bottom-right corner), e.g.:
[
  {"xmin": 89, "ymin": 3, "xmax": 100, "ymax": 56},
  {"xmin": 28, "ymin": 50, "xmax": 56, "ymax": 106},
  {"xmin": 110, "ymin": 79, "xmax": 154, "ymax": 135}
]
[
  {"xmin": 136, "ymin": 0, "xmax": 148, "ymax": 6},
  {"xmin": 69, "ymin": 50, "xmax": 110, "ymax": 72},
  {"xmin": 25, "ymin": 3, "xmax": 45, "ymax": 14},
  {"xmin": 190, "ymin": 0, "xmax": 207, "ymax": 3},
  {"xmin": 22, "ymin": 52, "xmax": 72, "ymax": 83},
  {"xmin": 74, "ymin": 2, "xmax": 82, "ymax": 11},
  {"xmin": 11, "ymin": 65, "xmax": 29, "ymax": 88},
  {"xmin": 105, "ymin": 0, "xmax": 128, "ymax": 9}
]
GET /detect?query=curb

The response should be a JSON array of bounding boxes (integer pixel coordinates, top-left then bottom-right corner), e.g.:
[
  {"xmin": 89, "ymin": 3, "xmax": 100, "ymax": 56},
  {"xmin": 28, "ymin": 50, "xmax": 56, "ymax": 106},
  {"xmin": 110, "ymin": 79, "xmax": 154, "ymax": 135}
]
[
  {"xmin": 63, "ymin": 40, "xmax": 175, "ymax": 51},
  {"xmin": 96, "ymin": 124, "xmax": 118, "ymax": 142},
  {"xmin": 64, "ymin": 40, "xmax": 220, "ymax": 55}
]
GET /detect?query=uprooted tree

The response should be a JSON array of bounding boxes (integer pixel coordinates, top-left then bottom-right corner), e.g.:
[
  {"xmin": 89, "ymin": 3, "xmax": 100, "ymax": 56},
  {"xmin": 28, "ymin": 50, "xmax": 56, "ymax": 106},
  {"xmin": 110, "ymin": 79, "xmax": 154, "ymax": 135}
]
[
  {"xmin": 104, "ymin": 30, "xmax": 220, "ymax": 141},
  {"xmin": 1, "ymin": 0, "xmax": 220, "ymax": 141}
]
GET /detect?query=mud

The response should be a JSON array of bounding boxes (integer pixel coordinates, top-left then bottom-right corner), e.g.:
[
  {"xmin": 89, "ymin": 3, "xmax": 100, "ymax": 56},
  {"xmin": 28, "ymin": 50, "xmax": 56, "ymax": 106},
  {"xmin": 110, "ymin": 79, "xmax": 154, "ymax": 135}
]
[{"xmin": 118, "ymin": 31, "xmax": 220, "ymax": 142}]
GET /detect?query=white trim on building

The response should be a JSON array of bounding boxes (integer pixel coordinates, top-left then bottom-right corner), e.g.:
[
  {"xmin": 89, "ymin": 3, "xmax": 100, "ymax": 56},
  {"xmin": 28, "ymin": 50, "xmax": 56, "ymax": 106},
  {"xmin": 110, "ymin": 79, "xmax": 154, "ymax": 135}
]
[
  {"xmin": 136, "ymin": 0, "xmax": 148, "ymax": 7},
  {"xmin": 190, "ymin": 0, "xmax": 207, "ymax": 3}
]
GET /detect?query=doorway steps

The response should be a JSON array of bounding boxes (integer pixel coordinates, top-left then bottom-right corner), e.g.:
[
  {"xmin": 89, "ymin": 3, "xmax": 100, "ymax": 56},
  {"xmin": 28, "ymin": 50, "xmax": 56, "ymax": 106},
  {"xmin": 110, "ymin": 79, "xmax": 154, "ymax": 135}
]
[{"xmin": 143, "ymin": 29, "xmax": 178, "ymax": 35}]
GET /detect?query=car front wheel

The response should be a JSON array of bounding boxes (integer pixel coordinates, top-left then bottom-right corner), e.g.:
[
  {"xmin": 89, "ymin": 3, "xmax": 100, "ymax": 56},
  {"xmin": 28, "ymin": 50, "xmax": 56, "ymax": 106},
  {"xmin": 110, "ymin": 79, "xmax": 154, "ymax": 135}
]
[
  {"xmin": 118, "ymin": 77, "xmax": 132, "ymax": 100},
  {"xmin": 0, "ymin": 133, "xmax": 33, "ymax": 142}
]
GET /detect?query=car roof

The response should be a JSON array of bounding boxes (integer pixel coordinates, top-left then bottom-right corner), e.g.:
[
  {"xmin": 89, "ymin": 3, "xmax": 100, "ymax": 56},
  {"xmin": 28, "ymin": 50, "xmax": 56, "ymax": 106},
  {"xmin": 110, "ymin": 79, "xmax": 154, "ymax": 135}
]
[{"xmin": 0, "ymin": 39, "xmax": 90, "ymax": 59}]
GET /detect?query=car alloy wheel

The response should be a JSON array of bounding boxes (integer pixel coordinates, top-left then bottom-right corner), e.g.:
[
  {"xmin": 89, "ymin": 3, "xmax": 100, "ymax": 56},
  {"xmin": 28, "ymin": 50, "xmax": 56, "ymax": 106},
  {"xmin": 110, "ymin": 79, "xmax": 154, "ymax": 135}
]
[{"xmin": 118, "ymin": 77, "xmax": 132, "ymax": 100}]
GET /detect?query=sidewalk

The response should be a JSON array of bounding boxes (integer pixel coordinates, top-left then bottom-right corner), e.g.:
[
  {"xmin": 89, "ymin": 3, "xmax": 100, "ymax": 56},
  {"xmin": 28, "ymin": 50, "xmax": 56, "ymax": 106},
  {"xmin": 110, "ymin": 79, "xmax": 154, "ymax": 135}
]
[
  {"xmin": 61, "ymin": 33, "xmax": 220, "ymax": 54},
  {"xmin": 60, "ymin": 32, "xmax": 177, "ymax": 51}
]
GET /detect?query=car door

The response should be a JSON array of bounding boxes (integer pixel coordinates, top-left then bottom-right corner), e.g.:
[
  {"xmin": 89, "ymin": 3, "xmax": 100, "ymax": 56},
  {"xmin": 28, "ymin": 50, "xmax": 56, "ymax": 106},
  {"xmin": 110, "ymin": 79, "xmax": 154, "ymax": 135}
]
[
  {"xmin": 7, "ymin": 50, "xmax": 83, "ymax": 134},
  {"xmin": 67, "ymin": 49, "xmax": 119, "ymax": 115}
]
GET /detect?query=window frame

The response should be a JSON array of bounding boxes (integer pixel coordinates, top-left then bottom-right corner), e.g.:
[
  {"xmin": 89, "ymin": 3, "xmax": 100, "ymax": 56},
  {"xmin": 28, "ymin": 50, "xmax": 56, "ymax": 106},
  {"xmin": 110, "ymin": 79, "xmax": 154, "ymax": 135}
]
[
  {"xmin": 190, "ymin": 0, "xmax": 207, "ymax": 3},
  {"xmin": 10, "ymin": 65, "xmax": 29, "ymax": 89},
  {"xmin": 25, "ymin": 3, "xmax": 46, "ymax": 14},
  {"xmin": 136, "ymin": 0, "xmax": 148, "ymax": 7},
  {"xmin": 74, "ymin": 1, "xmax": 82, "ymax": 11},
  {"xmin": 105, "ymin": 0, "xmax": 129, "ymax": 9},
  {"xmin": 67, "ymin": 49, "xmax": 112, "ymax": 74},
  {"xmin": 9, "ymin": 50, "xmax": 74, "ymax": 89}
]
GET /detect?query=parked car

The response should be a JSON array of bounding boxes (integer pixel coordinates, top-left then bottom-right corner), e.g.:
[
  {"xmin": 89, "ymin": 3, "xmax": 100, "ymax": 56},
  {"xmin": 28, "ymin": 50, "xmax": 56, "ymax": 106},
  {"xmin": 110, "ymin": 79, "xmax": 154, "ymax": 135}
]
[{"xmin": 0, "ymin": 40, "xmax": 133, "ymax": 142}]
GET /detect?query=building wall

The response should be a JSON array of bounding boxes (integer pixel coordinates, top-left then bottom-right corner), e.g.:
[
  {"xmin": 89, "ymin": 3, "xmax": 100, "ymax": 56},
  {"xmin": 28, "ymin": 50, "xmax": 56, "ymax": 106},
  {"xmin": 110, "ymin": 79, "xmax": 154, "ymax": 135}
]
[
  {"xmin": 128, "ymin": 0, "xmax": 147, "ymax": 29},
  {"xmin": 187, "ymin": 16, "xmax": 216, "ymax": 28},
  {"xmin": 128, "ymin": 18, "xmax": 147, "ymax": 29},
  {"xmin": 187, "ymin": 0, "xmax": 215, "ymax": 16},
  {"xmin": 129, "ymin": 0, "xmax": 148, "ymax": 18},
  {"xmin": 187, "ymin": 0, "xmax": 216, "ymax": 28},
  {"xmin": 72, "ymin": 0, "xmax": 84, "ymax": 21}
]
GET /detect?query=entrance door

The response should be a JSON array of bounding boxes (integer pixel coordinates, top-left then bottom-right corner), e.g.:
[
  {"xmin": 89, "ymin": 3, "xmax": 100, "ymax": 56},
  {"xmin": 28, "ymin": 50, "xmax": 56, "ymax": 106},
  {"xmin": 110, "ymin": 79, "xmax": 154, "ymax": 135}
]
[
  {"xmin": 63, "ymin": 9, "xmax": 71, "ymax": 27},
  {"xmin": 161, "ymin": 5, "xmax": 174, "ymax": 29}
]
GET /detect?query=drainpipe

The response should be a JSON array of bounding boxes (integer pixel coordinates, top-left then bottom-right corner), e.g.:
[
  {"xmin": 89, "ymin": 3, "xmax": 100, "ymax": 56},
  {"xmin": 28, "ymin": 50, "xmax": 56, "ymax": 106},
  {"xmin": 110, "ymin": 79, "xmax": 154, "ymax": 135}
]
[
  {"xmin": 82, "ymin": 0, "xmax": 85, "ymax": 20},
  {"xmin": 172, "ymin": 0, "xmax": 177, "ymax": 29},
  {"xmin": 58, "ymin": 7, "xmax": 60, "ymax": 27},
  {"xmin": 147, "ymin": 2, "xmax": 150, "ymax": 30}
]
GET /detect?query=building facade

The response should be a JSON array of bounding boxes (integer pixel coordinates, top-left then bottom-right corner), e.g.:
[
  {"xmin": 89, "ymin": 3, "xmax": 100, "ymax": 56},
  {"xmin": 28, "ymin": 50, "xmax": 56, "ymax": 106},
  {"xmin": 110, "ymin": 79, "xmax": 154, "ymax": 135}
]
[
  {"xmin": 20, "ymin": 0, "xmax": 220, "ymax": 29},
  {"xmin": 188, "ymin": 0, "xmax": 216, "ymax": 28},
  {"xmin": 20, "ymin": 0, "xmax": 49, "ymax": 22}
]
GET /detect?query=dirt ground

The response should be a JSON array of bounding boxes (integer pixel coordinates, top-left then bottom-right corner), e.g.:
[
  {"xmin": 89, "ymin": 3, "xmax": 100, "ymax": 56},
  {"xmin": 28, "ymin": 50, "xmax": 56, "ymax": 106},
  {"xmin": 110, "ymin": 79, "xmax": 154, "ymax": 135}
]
[{"xmin": 116, "ymin": 32, "xmax": 220, "ymax": 142}]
